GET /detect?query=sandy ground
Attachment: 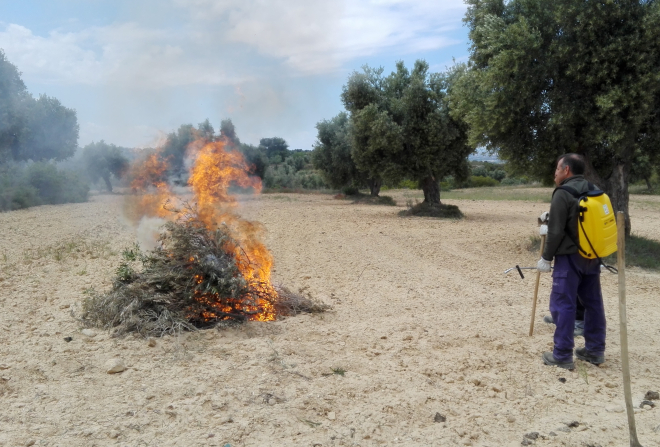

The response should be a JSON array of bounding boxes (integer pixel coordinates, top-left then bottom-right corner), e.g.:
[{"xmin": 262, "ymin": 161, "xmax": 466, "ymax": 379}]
[{"xmin": 1, "ymin": 188, "xmax": 659, "ymax": 447}]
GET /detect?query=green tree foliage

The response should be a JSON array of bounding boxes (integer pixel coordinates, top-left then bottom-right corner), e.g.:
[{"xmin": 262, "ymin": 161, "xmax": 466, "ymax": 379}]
[
  {"xmin": 312, "ymin": 112, "xmax": 365, "ymax": 189},
  {"xmin": 452, "ymin": 0, "xmax": 660, "ymax": 234},
  {"xmin": 81, "ymin": 141, "xmax": 130, "ymax": 192},
  {"xmin": 0, "ymin": 50, "xmax": 30, "ymax": 162},
  {"xmin": 20, "ymin": 94, "xmax": 79, "ymax": 162},
  {"xmin": 0, "ymin": 51, "xmax": 79, "ymax": 163},
  {"xmin": 220, "ymin": 118, "xmax": 239, "ymax": 148},
  {"xmin": 342, "ymin": 60, "xmax": 473, "ymax": 203},
  {"xmin": 197, "ymin": 119, "xmax": 215, "ymax": 143},
  {"xmin": 259, "ymin": 137, "xmax": 289, "ymax": 163},
  {"xmin": 630, "ymin": 149, "xmax": 659, "ymax": 190},
  {"xmin": 160, "ymin": 124, "xmax": 197, "ymax": 180},
  {"xmin": 238, "ymin": 143, "xmax": 268, "ymax": 179},
  {"xmin": 471, "ymin": 162, "xmax": 506, "ymax": 182}
]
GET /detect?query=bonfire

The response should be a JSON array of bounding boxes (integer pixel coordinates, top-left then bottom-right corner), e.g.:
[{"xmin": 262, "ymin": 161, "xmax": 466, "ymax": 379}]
[{"xmin": 81, "ymin": 139, "xmax": 326, "ymax": 337}]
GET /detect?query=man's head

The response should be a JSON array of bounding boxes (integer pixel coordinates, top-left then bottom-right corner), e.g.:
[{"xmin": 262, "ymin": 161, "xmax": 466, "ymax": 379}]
[{"xmin": 555, "ymin": 153, "xmax": 585, "ymax": 186}]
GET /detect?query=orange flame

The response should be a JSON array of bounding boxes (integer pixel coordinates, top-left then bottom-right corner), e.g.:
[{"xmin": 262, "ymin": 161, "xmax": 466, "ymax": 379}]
[
  {"xmin": 124, "ymin": 152, "xmax": 172, "ymax": 224},
  {"xmin": 124, "ymin": 139, "xmax": 277, "ymax": 322}
]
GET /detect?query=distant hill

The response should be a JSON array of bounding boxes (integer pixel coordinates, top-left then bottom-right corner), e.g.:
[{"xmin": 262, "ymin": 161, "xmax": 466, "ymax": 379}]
[{"xmin": 469, "ymin": 151, "xmax": 502, "ymax": 163}]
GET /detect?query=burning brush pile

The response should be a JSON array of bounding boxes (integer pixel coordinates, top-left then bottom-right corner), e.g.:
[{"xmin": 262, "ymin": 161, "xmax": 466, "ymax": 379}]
[{"xmin": 81, "ymin": 139, "xmax": 326, "ymax": 337}]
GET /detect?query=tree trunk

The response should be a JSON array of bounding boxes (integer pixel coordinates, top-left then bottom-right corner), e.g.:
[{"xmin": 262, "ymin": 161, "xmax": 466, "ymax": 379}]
[
  {"xmin": 645, "ymin": 177, "xmax": 652, "ymax": 191},
  {"xmin": 582, "ymin": 153, "xmax": 631, "ymax": 237},
  {"xmin": 421, "ymin": 175, "xmax": 441, "ymax": 205},
  {"xmin": 102, "ymin": 174, "xmax": 113, "ymax": 193},
  {"xmin": 605, "ymin": 161, "xmax": 631, "ymax": 237},
  {"xmin": 368, "ymin": 178, "xmax": 382, "ymax": 196}
]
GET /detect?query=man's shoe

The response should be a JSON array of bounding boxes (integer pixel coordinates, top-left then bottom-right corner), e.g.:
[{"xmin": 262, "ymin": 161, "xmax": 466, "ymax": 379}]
[
  {"xmin": 575, "ymin": 347, "xmax": 604, "ymax": 365},
  {"xmin": 543, "ymin": 315, "xmax": 554, "ymax": 324},
  {"xmin": 542, "ymin": 352, "xmax": 575, "ymax": 370}
]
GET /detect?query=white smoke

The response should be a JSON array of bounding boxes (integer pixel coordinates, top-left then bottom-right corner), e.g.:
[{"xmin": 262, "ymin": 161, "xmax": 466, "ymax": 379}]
[{"xmin": 136, "ymin": 216, "xmax": 167, "ymax": 251}]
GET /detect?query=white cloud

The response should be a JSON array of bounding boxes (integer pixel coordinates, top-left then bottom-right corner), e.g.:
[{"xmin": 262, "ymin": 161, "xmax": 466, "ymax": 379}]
[
  {"xmin": 174, "ymin": 0, "xmax": 466, "ymax": 74},
  {"xmin": 0, "ymin": 0, "xmax": 469, "ymax": 149},
  {"xmin": 0, "ymin": 22, "xmax": 249, "ymax": 88},
  {"xmin": 0, "ymin": 0, "xmax": 467, "ymax": 87}
]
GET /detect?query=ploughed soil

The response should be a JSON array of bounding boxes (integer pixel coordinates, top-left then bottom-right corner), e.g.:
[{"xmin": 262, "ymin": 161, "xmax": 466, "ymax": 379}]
[{"xmin": 1, "ymin": 188, "xmax": 659, "ymax": 447}]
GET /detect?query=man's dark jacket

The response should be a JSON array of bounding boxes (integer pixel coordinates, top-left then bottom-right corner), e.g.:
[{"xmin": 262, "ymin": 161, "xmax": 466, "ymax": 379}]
[{"xmin": 542, "ymin": 175, "xmax": 592, "ymax": 261}]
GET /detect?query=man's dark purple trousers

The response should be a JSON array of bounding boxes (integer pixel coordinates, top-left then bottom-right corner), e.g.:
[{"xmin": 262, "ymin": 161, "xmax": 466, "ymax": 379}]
[{"xmin": 549, "ymin": 253, "xmax": 606, "ymax": 362}]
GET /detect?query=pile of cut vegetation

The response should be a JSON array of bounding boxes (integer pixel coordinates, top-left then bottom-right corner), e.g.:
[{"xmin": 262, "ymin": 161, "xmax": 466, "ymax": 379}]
[
  {"xmin": 399, "ymin": 200, "xmax": 463, "ymax": 218},
  {"xmin": 81, "ymin": 213, "xmax": 326, "ymax": 337}
]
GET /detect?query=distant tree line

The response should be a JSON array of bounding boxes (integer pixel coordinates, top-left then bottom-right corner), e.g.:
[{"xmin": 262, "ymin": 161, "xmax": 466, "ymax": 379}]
[
  {"xmin": 312, "ymin": 0, "xmax": 660, "ymax": 225},
  {"xmin": 0, "ymin": 50, "xmax": 87, "ymax": 210}
]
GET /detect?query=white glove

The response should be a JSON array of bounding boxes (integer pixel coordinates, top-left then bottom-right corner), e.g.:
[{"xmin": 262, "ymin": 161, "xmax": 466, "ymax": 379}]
[
  {"xmin": 537, "ymin": 258, "xmax": 551, "ymax": 273},
  {"xmin": 539, "ymin": 224, "xmax": 548, "ymax": 236},
  {"xmin": 539, "ymin": 211, "xmax": 549, "ymax": 223}
]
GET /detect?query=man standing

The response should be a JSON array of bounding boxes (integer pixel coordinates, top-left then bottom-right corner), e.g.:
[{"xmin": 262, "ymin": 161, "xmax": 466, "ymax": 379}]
[{"xmin": 537, "ymin": 153, "xmax": 606, "ymax": 370}]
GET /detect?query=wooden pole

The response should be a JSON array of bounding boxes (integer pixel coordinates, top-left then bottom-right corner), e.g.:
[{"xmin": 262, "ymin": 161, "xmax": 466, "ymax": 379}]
[
  {"xmin": 617, "ymin": 211, "xmax": 643, "ymax": 447},
  {"xmin": 529, "ymin": 234, "xmax": 546, "ymax": 336}
]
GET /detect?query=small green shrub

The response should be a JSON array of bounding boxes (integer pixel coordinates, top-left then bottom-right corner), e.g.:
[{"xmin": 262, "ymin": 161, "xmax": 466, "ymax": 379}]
[
  {"xmin": 603, "ymin": 234, "xmax": 660, "ymax": 270},
  {"xmin": 264, "ymin": 165, "xmax": 328, "ymax": 190},
  {"xmin": 342, "ymin": 185, "xmax": 359, "ymax": 196},
  {"xmin": 0, "ymin": 184, "xmax": 40, "ymax": 210},
  {"xmin": 439, "ymin": 181, "xmax": 452, "ymax": 191},
  {"xmin": 469, "ymin": 176, "xmax": 499, "ymax": 188},
  {"xmin": 398, "ymin": 179, "xmax": 418, "ymax": 189},
  {"xmin": 527, "ymin": 235, "xmax": 541, "ymax": 252},
  {"xmin": 0, "ymin": 162, "xmax": 88, "ymax": 211},
  {"xmin": 399, "ymin": 200, "xmax": 463, "ymax": 218},
  {"xmin": 351, "ymin": 194, "xmax": 396, "ymax": 206}
]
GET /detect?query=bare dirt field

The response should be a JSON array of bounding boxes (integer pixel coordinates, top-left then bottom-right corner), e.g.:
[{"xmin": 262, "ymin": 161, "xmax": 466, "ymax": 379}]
[{"xmin": 1, "ymin": 188, "xmax": 659, "ymax": 446}]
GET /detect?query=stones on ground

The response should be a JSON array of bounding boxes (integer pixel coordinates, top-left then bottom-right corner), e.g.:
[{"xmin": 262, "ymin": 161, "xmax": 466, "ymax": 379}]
[
  {"xmin": 25, "ymin": 440, "xmax": 36, "ymax": 446},
  {"xmin": 604, "ymin": 382, "xmax": 616, "ymax": 388},
  {"xmin": 524, "ymin": 432, "xmax": 539, "ymax": 440},
  {"xmin": 645, "ymin": 390, "xmax": 659, "ymax": 400},
  {"xmin": 327, "ymin": 411, "xmax": 336, "ymax": 420},
  {"xmin": 605, "ymin": 404, "xmax": 624, "ymax": 413},
  {"xmin": 556, "ymin": 426, "xmax": 571, "ymax": 433},
  {"xmin": 548, "ymin": 432, "xmax": 557, "ymax": 437},
  {"xmin": 653, "ymin": 424, "xmax": 660, "ymax": 433},
  {"xmin": 434, "ymin": 412, "xmax": 446, "ymax": 423},
  {"xmin": 105, "ymin": 358, "xmax": 126, "ymax": 374},
  {"xmin": 63, "ymin": 337, "xmax": 73, "ymax": 342},
  {"xmin": 108, "ymin": 430, "xmax": 120, "ymax": 439},
  {"xmin": 148, "ymin": 338, "xmax": 157, "ymax": 347},
  {"xmin": 565, "ymin": 421, "xmax": 579, "ymax": 428},
  {"xmin": 81, "ymin": 329, "xmax": 96, "ymax": 337},
  {"xmin": 521, "ymin": 439, "xmax": 533, "ymax": 446},
  {"xmin": 0, "ymin": 364, "xmax": 9, "ymax": 370},
  {"xmin": 558, "ymin": 378, "xmax": 566, "ymax": 383},
  {"xmin": 507, "ymin": 415, "xmax": 516, "ymax": 423},
  {"xmin": 640, "ymin": 400, "xmax": 655, "ymax": 409}
]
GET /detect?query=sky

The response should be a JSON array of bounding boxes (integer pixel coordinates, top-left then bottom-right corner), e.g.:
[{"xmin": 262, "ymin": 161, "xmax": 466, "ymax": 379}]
[{"xmin": 0, "ymin": 0, "xmax": 471, "ymax": 151}]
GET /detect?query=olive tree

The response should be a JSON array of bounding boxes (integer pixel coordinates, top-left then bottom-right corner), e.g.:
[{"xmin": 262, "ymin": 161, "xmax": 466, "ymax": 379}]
[
  {"xmin": 312, "ymin": 112, "xmax": 366, "ymax": 190},
  {"xmin": 342, "ymin": 60, "xmax": 473, "ymax": 203},
  {"xmin": 451, "ymin": 0, "xmax": 660, "ymax": 234},
  {"xmin": 82, "ymin": 141, "xmax": 129, "ymax": 192}
]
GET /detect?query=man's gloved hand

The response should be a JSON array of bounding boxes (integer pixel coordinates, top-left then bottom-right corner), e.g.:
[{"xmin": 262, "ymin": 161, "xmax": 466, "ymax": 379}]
[
  {"xmin": 537, "ymin": 258, "xmax": 552, "ymax": 273},
  {"xmin": 539, "ymin": 211, "xmax": 549, "ymax": 224},
  {"xmin": 539, "ymin": 224, "xmax": 548, "ymax": 236}
]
